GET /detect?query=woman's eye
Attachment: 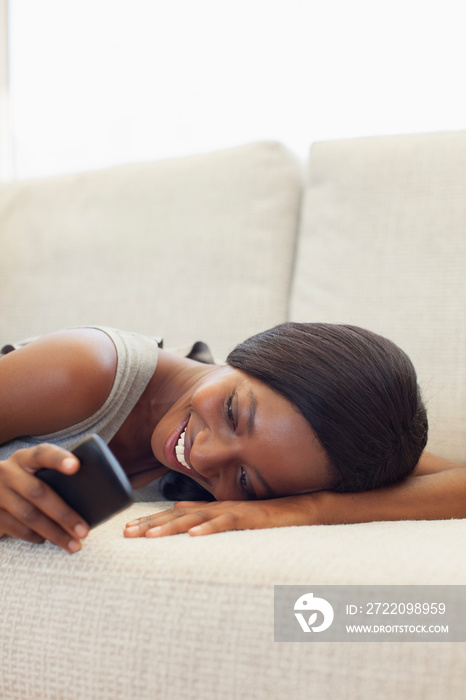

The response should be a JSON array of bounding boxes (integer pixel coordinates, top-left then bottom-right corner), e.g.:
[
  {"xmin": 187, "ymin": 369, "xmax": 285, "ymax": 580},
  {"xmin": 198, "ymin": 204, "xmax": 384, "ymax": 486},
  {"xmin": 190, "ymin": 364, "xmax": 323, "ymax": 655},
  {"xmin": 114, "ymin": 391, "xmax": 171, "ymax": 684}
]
[
  {"xmin": 226, "ymin": 394, "xmax": 236, "ymax": 429},
  {"xmin": 239, "ymin": 467, "xmax": 253, "ymax": 499}
]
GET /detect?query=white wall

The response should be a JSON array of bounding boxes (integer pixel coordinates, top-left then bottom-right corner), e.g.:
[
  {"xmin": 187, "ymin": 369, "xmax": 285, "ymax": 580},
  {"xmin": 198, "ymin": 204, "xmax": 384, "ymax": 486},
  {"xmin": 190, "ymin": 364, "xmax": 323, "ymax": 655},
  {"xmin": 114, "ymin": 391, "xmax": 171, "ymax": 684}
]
[
  {"xmin": 0, "ymin": 0, "xmax": 13, "ymax": 180},
  {"xmin": 7, "ymin": 0, "xmax": 466, "ymax": 179}
]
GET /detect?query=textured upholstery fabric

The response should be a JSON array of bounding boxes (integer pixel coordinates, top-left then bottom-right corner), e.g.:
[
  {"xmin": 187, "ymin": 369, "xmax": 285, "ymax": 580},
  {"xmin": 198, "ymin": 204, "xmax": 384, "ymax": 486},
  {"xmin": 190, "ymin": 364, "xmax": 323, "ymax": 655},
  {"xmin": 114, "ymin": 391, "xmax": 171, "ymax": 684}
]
[
  {"xmin": 0, "ymin": 141, "xmax": 302, "ymax": 360},
  {"xmin": 1, "ymin": 488, "xmax": 466, "ymax": 700},
  {"xmin": 291, "ymin": 130, "xmax": 466, "ymax": 462}
]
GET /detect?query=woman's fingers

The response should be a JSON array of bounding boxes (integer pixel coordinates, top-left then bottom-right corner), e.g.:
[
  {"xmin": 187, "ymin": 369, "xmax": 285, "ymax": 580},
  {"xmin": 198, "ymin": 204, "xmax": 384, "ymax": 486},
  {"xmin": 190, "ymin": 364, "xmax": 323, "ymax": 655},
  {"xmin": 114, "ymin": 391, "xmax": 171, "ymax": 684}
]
[
  {"xmin": 124, "ymin": 495, "xmax": 320, "ymax": 539},
  {"xmin": 0, "ymin": 480, "xmax": 86, "ymax": 552},
  {"xmin": 0, "ymin": 509, "xmax": 46, "ymax": 544},
  {"xmin": 123, "ymin": 505, "xmax": 226, "ymax": 537},
  {"xmin": 124, "ymin": 500, "xmax": 270, "ymax": 538},
  {"xmin": 124, "ymin": 508, "xmax": 192, "ymax": 537},
  {"xmin": 124, "ymin": 511, "xmax": 219, "ymax": 538},
  {"xmin": 13, "ymin": 443, "xmax": 80, "ymax": 475},
  {"xmin": 148, "ymin": 512, "xmax": 219, "ymax": 537},
  {"xmin": 0, "ymin": 445, "xmax": 88, "ymax": 552},
  {"xmin": 173, "ymin": 501, "xmax": 212, "ymax": 508}
]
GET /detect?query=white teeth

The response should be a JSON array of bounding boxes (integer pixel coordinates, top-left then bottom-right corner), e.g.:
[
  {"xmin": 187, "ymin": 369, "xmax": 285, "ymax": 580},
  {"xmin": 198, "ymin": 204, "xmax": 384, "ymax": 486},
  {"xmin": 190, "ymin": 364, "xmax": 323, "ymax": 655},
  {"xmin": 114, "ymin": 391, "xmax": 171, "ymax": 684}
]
[{"xmin": 175, "ymin": 428, "xmax": 191, "ymax": 470}]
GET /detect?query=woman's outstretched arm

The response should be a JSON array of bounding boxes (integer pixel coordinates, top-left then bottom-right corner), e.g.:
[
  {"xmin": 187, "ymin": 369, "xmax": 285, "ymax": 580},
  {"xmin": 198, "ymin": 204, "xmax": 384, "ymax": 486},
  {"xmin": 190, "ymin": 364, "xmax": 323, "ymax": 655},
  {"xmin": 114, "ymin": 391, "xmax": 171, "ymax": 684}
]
[
  {"xmin": 312, "ymin": 452, "xmax": 466, "ymax": 525},
  {"xmin": 124, "ymin": 452, "xmax": 466, "ymax": 537}
]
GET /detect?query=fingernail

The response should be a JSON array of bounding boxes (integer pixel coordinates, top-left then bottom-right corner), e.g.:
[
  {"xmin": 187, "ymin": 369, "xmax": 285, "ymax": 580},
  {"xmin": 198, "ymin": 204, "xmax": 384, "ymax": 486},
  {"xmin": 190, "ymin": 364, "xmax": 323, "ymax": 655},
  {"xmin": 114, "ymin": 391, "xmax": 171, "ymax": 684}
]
[
  {"xmin": 124, "ymin": 525, "xmax": 140, "ymax": 534},
  {"xmin": 67, "ymin": 540, "xmax": 81, "ymax": 553},
  {"xmin": 74, "ymin": 524, "xmax": 88, "ymax": 539},
  {"xmin": 145, "ymin": 527, "xmax": 162, "ymax": 537},
  {"xmin": 125, "ymin": 520, "xmax": 139, "ymax": 527},
  {"xmin": 189, "ymin": 525, "xmax": 202, "ymax": 534},
  {"xmin": 62, "ymin": 458, "xmax": 77, "ymax": 472}
]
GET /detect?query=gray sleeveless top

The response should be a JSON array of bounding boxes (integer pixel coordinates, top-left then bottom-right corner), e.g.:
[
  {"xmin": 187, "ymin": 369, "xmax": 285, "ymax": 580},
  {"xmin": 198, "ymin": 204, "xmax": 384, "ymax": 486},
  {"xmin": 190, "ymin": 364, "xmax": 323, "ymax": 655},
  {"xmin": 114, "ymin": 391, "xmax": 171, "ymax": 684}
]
[{"xmin": 0, "ymin": 327, "xmax": 161, "ymax": 460}]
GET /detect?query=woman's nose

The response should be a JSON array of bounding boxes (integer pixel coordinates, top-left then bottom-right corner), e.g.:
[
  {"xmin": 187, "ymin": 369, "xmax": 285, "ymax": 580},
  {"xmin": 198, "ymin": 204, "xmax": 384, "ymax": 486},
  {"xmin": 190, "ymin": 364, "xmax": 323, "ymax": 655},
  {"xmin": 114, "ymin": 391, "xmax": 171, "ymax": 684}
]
[
  {"xmin": 189, "ymin": 429, "xmax": 228, "ymax": 476},
  {"xmin": 190, "ymin": 428, "xmax": 236, "ymax": 479}
]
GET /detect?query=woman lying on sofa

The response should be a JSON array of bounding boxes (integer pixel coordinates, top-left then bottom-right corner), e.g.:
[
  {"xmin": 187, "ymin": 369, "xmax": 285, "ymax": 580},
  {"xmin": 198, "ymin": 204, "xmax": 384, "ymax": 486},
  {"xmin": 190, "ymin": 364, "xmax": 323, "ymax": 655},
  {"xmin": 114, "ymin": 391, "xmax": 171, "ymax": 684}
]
[{"xmin": 0, "ymin": 323, "xmax": 464, "ymax": 554}]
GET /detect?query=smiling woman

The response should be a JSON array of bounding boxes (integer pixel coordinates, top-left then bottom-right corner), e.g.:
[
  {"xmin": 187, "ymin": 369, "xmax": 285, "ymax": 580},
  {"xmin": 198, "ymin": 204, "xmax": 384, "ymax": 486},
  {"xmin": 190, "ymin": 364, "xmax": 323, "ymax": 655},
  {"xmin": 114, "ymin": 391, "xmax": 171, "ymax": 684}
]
[
  {"xmin": 157, "ymin": 322, "xmax": 428, "ymax": 504},
  {"xmin": 153, "ymin": 363, "xmax": 332, "ymax": 502},
  {"xmin": 0, "ymin": 322, "xmax": 463, "ymax": 551}
]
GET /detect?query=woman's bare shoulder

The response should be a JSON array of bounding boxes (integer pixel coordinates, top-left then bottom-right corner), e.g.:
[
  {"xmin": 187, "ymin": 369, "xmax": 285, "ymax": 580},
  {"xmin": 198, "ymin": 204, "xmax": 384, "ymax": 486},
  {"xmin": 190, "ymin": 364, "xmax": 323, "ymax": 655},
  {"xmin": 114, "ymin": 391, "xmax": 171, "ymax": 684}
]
[{"xmin": 0, "ymin": 328, "xmax": 118, "ymax": 444}]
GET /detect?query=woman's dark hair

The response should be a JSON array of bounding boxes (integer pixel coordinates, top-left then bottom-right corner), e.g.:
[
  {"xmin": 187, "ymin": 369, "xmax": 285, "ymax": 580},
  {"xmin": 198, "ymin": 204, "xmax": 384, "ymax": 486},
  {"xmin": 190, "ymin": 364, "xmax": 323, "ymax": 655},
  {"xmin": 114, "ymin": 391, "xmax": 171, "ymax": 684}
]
[
  {"xmin": 228, "ymin": 322, "xmax": 428, "ymax": 492},
  {"xmin": 160, "ymin": 469, "xmax": 216, "ymax": 502},
  {"xmin": 161, "ymin": 322, "xmax": 428, "ymax": 499}
]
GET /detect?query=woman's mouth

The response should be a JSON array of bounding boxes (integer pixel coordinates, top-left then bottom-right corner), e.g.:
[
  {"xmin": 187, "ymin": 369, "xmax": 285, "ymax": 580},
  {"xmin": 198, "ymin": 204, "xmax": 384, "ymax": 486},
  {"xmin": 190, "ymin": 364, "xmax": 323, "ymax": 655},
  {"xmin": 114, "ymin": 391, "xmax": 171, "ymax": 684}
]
[
  {"xmin": 175, "ymin": 428, "xmax": 191, "ymax": 470},
  {"xmin": 163, "ymin": 418, "xmax": 195, "ymax": 475}
]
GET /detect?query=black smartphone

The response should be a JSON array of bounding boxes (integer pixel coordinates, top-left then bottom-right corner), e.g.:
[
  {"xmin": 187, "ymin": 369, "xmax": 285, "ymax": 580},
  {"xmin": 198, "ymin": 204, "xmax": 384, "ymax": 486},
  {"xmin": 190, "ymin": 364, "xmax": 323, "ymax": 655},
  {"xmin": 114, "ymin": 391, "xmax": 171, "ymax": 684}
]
[{"xmin": 36, "ymin": 434, "xmax": 134, "ymax": 528}]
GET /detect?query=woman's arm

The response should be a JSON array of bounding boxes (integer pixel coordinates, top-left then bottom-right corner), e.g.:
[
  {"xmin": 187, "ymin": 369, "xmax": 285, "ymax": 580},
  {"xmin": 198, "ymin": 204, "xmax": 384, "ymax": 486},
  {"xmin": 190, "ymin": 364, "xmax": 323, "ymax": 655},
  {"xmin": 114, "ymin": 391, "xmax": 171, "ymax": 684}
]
[
  {"xmin": 0, "ymin": 329, "xmax": 118, "ymax": 551},
  {"xmin": 315, "ymin": 452, "xmax": 466, "ymax": 525},
  {"xmin": 124, "ymin": 452, "xmax": 466, "ymax": 537},
  {"xmin": 0, "ymin": 329, "xmax": 117, "ymax": 443}
]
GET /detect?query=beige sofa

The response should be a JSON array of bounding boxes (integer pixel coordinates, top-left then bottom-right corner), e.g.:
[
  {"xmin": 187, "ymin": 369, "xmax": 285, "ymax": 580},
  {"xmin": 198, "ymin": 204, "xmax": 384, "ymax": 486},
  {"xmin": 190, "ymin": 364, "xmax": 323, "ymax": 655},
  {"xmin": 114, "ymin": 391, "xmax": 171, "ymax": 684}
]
[{"xmin": 1, "ymin": 133, "xmax": 465, "ymax": 699}]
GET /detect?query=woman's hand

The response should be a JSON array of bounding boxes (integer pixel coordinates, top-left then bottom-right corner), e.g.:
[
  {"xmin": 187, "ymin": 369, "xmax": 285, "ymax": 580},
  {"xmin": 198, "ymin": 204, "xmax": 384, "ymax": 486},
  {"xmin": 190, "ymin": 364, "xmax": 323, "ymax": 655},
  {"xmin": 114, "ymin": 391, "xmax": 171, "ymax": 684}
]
[
  {"xmin": 0, "ymin": 444, "xmax": 89, "ymax": 553},
  {"xmin": 124, "ymin": 494, "xmax": 319, "ymax": 538},
  {"xmin": 123, "ymin": 452, "xmax": 466, "ymax": 539}
]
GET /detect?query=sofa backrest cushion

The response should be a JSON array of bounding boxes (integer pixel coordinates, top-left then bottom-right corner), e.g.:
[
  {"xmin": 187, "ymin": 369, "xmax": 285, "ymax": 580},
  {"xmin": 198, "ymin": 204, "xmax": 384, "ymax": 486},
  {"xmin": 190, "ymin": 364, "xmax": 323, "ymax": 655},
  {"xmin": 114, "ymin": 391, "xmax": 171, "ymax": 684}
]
[
  {"xmin": 291, "ymin": 130, "xmax": 466, "ymax": 461},
  {"xmin": 0, "ymin": 141, "xmax": 302, "ymax": 360}
]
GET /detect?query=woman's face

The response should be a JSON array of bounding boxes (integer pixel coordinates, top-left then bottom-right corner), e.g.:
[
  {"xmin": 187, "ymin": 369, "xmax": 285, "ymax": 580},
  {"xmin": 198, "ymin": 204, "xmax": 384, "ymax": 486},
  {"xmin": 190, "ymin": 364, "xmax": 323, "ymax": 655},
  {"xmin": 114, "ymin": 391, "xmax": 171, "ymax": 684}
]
[{"xmin": 151, "ymin": 366, "xmax": 333, "ymax": 500}]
